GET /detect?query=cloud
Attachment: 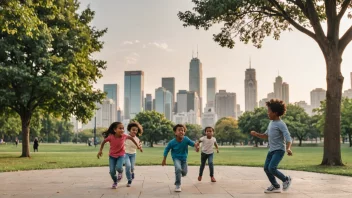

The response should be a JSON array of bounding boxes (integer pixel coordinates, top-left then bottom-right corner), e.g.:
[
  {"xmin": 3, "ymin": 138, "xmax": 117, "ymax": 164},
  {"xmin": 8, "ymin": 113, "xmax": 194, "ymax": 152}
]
[
  {"xmin": 124, "ymin": 52, "xmax": 140, "ymax": 65},
  {"xmin": 122, "ymin": 40, "xmax": 140, "ymax": 45},
  {"xmin": 148, "ymin": 42, "xmax": 173, "ymax": 52}
]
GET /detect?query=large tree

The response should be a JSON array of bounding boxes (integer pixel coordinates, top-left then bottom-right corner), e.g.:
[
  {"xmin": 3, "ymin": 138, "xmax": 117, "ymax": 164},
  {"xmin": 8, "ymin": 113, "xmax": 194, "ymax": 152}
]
[
  {"xmin": 283, "ymin": 104, "xmax": 310, "ymax": 146},
  {"xmin": 214, "ymin": 117, "xmax": 244, "ymax": 145},
  {"xmin": 0, "ymin": 0, "xmax": 107, "ymax": 157},
  {"xmin": 178, "ymin": 0, "xmax": 352, "ymax": 165}
]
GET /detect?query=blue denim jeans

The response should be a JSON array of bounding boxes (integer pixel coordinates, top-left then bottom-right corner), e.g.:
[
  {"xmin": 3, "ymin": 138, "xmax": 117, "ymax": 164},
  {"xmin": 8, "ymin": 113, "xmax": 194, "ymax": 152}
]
[
  {"xmin": 124, "ymin": 153, "xmax": 136, "ymax": 181},
  {"xmin": 109, "ymin": 155, "xmax": 124, "ymax": 183},
  {"xmin": 173, "ymin": 158, "xmax": 188, "ymax": 186},
  {"xmin": 199, "ymin": 152, "xmax": 214, "ymax": 177},
  {"xmin": 264, "ymin": 150, "xmax": 287, "ymax": 188}
]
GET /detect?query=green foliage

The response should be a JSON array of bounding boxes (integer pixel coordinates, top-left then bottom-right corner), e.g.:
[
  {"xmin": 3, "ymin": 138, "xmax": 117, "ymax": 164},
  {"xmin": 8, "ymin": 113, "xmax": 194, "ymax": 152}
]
[
  {"xmin": 215, "ymin": 117, "xmax": 245, "ymax": 145},
  {"xmin": 0, "ymin": 109, "xmax": 21, "ymax": 141},
  {"xmin": 185, "ymin": 124, "xmax": 203, "ymax": 141},
  {"xmin": 0, "ymin": 0, "xmax": 107, "ymax": 156},
  {"xmin": 133, "ymin": 111, "xmax": 174, "ymax": 147},
  {"xmin": 238, "ymin": 107, "xmax": 269, "ymax": 146}
]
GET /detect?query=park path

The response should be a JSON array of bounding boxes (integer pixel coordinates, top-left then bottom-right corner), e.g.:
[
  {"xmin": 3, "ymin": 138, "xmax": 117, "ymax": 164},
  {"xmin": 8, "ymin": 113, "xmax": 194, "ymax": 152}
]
[{"xmin": 1, "ymin": 166, "xmax": 352, "ymax": 198}]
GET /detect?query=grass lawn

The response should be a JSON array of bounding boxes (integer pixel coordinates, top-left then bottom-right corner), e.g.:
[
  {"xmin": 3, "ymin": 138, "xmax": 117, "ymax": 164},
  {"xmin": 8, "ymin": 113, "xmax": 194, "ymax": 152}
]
[{"xmin": 1, "ymin": 143, "xmax": 352, "ymax": 176}]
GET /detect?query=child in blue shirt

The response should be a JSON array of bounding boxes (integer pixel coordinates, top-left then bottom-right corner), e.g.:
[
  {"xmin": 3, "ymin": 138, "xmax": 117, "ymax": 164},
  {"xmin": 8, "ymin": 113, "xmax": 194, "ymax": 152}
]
[{"xmin": 162, "ymin": 124, "xmax": 199, "ymax": 192}]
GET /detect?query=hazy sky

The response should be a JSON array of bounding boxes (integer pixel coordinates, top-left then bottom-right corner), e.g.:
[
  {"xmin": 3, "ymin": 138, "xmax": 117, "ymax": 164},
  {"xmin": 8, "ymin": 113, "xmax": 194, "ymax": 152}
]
[{"xmin": 79, "ymin": 0, "xmax": 352, "ymax": 110}]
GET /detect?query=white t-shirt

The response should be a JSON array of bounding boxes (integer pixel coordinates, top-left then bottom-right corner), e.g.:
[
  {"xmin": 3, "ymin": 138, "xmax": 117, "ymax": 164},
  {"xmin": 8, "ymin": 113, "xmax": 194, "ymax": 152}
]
[
  {"xmin": 125, "ymin": 136, "xmax": 140, "ymax": 154},
  {"xmin": 199, "ymin": 136, "xmax": 217, "ymax": 154}
]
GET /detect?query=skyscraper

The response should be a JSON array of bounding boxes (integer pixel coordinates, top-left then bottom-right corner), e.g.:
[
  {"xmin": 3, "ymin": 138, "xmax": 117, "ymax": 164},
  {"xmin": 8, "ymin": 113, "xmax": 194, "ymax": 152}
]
[
  {"xmin": 189, "ymin": 56, "xmax": 203, "ymax": 113},
  {"xmin": 207, "ymin": 77, "xmax": 216, "ymax": 107},
  {"xmin": 145, "ymin": 94, "xmax": 153, "ymax": 111},
  {"xmin": 282, "ymin": 82, "xmax": 289, "ymax": 104},
  {"xmin": 215, "ymin": 90, "xmax": 237, "ymax": 119},
  {"xmin": 176, "ymin": 90, "xmax": 200, "ymax": 116},
  {"xmin": 245, "ymin": 64, "xmax": 257, "ymax": 112},
  {"xmin": 274, "ymin": 76, "xmax": 283, "ymax": 100},
  {"xmin": 177, "ymin": 90, "xmax": 188, "ymax": 113},
  {"xmin": 155, "ymin": 87, "xmax": 172, "ymax": 120},
  {"xmin": 162, "ymin": 77, "xmax": 175, "ymax": 112},
  {"xmin": 124, "ymin": 71, "xmax": 144, "ymax": 119},
  {"xmin": 310, "ymin": 88, "xmax": 326, "ymax": 109},
  {"xmin": 104, "ymin": 84, "xmax": 119, "ymax": 109}
]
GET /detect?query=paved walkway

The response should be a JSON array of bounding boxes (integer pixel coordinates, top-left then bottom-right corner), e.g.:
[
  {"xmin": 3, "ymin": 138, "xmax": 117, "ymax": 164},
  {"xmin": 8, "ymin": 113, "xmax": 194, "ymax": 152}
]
[{"xmin": 1, "ymin": 166, "xmax": 352, "ymax": 198}]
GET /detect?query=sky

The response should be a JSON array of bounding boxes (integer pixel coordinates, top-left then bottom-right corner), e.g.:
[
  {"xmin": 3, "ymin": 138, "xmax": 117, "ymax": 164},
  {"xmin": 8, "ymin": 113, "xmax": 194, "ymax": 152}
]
[{"xmin": 79, "ymin": 0, "xmax": 352, "ymax": 110}]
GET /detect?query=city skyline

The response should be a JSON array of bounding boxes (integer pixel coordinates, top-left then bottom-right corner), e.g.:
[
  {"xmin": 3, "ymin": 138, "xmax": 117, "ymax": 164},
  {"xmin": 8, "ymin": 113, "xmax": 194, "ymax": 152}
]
[{"xmin": 79, "ymin": 0, "xmax": 352, "ymax": 109}]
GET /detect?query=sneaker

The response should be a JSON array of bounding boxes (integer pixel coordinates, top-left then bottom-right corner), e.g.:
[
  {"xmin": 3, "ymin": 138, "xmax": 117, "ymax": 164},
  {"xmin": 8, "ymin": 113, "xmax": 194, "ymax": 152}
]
[
  {"xmin": 112, "ymin": 182, "xmax": 117, "ymax": 189},
  {"xmin": 198, "ymin": 176, "xmax": 202, "ymax": 181},
  {"xmin": 211, "ymin": 177, "xmax": 216, "ymax": 182},
  {"xmin": 132, "ymin": 172, "xmax": 135, "ymax": 180},
  {"xmin": 126, "ymin": 180, "xmax": 132, "ymax": 187},
  {"xmin": 117, "ymin": 172, "xmax": 123, "ymax": 182},
  {"xmin": 174, "ymin": 185, "xmax": 182, "ymax": 192},
  {"xmin": 283, "ymin": 176, "xmax": 292, "ymax": 191},
  {"xmin": 264, "ymin": 185, "xmax": 281, "ymax": 193}
]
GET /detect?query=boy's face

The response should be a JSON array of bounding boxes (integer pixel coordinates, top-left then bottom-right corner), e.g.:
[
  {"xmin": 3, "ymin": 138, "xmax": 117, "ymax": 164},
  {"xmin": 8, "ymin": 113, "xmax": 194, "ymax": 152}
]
[
  {"xmin": 205, "ymin": 128, "xmax": 213, "ymax": 137},
  {"xmin": 174, "ymin": 127, "xmax": 185, "ymax": 138},
  {"xmin": 267, "ymin": 107, "xmax": 277, "ymax": 120}
]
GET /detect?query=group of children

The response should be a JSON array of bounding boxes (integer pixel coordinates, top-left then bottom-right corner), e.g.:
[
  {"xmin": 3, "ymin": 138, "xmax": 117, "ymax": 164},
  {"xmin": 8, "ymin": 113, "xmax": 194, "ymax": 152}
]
[{"xmin": 97, "ymin": 99, "xmax": 293, "ymax": 194}]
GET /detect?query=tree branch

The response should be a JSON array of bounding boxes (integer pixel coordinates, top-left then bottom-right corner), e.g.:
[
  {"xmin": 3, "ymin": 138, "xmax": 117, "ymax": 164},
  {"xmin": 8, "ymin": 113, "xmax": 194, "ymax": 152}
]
[
  {"xmin": 337, "ymin": 0, "xmax": 352, "ymax": 20},
  {"xmin": 339, "ymin": 25, "xmax": 352, "ymax": 54},
  {"xmin": 266, "ymin": 0, "xmax": 317, "ymax": 41},
  {"xmin": 305, "ymin": 0, "xmax": 326, "ymax": 40}
]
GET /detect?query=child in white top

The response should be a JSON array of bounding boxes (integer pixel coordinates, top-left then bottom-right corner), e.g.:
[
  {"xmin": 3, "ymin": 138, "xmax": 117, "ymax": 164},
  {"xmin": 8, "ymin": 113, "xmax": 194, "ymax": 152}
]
[
  {"xmin": 197, "ymin": 127, "xmax": 219, "ymax": 182},
  {"xmin": 124, "ymin": 122, "xmax": 143, "ymax": 187}
]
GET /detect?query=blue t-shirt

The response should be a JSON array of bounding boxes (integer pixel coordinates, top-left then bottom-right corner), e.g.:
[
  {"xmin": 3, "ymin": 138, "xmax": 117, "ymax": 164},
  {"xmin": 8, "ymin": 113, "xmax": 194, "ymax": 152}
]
[
  {"xmin": 163, "ymin": 136, "xmax": 195, "ymax": 161},
  {"xmin": 264, "ymin": 120, "xmax": 292, "ymax": 152}
]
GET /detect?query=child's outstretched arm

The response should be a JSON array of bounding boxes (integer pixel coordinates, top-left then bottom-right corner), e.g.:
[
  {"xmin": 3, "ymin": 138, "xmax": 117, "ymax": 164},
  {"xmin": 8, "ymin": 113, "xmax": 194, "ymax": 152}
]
[
  {"xmin": 162, "ymin": 142, "xmax": 171, "ymax": 166},
  {"xmin": 97, "ymin": 139, "xmax": 108, "ymax": 159},
  {"xmin": 250, "ymin": 131, "xmax": 268, "ymax": 139},
  {"xmin": 214, "ymin": 142, "xmax": 219, "ymax": 153},
  {"xmin": 126, "ymin": 136, "xmax": 143, "ymax": 152}
]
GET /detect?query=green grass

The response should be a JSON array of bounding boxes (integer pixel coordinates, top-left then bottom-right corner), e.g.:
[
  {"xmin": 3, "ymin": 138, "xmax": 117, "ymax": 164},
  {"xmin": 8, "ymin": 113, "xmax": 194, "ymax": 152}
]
[{"xmin": 1, "ymin": 143, "xmax": 352, "ymax": 176}]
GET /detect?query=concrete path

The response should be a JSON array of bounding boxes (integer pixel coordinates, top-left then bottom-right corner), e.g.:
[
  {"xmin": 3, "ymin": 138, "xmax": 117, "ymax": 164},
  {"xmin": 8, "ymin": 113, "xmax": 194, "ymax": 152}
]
[{"xmin": 1, "ymin": 166, "xmax": 352, "ymax": 198}]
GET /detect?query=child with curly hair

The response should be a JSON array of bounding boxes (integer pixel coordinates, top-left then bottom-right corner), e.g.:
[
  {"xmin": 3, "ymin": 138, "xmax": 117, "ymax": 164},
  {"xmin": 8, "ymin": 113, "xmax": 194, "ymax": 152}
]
[{"xmin": 250, "ymin": 99, "xmax": 293, "ymax": 194}]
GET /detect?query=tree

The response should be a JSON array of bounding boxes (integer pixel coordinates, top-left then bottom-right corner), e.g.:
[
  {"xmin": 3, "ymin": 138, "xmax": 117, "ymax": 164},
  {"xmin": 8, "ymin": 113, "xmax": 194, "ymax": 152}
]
[
  {"xmin": 0, "ymin": 109, "xmax": 21, "ymax": 141},
  {"xmin": 341, "ymin": 98, "xmax": 352, "ymax": 147},
  {"xmin": 178, "ymin": 0, "xmax": 352, "ymax": 165},
  {"xmin": 0, "ymin": 1, "xmax": 107, "ymax": 157},
  {"xmin": 215, "ymin": 117, "xmax": 244, "ymax": 146},
  {"xmin": 185, "ymin": 124, "xmax": 203, "ymax": 141},
  {"xmin": 283, "ymin": 104, "xmax": 310, "ymax": 146},
  {"xmin": 238, "ymin": 107, "xmax": 270, "ymax": 147},
  {"xmin": 133, "ymin": 111, "xmax": 174, "ymax": 147}
]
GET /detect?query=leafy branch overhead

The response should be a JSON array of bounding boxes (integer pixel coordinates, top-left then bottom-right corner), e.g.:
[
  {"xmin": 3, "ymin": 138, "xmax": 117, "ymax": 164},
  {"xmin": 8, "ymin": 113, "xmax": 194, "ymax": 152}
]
[{"xmin": 178, "ymin": 0, "xmax": 352, "ymax": 50}]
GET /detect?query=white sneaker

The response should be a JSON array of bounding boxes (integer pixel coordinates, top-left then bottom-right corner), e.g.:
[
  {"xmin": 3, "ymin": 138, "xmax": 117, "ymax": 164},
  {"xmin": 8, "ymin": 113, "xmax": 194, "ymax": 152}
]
[
  {"xmin": 283, "ymin": 176, "xmax": 292, "ymax": 191},
  {"xmin": 264, "ymin": 185, "xmax": 281, "ymax": 193},
  {"xmin": 175, "ymin": 185, "xmax": 182, "ymax": 192}
]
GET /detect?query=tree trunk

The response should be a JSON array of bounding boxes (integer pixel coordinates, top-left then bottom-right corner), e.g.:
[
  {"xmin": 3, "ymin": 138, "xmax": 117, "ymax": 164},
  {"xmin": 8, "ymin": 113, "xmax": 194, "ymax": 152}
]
[
  {"xmin": 321, "ymin": 50, "xmax": 344, "ymax": 166},
  {"xmin": 20, "ymin": 113, "xmax": 31, "ymax": 157},
  {"xmin": 299, "ymin": 138, "xmax": 302, "ymax": 147},
  {"xmin": 348, "ymin": 132, "xmax": 352, "ymax": 147}
]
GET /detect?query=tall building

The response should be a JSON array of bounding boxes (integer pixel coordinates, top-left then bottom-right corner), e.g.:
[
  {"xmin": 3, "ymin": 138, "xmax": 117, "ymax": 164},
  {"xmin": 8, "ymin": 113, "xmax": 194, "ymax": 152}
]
[
  {"xmin": 104, "ymin": 84, "xmax": 119, "ymax": 109},
  {"xmin": 274, "ymin": 76, "xmax": 283, "ymax": 100},
  {"xmin": 259, "ymin": 98, "xmax": 269, "ymax": 108},
  {"xmin": 124, "ymin": 71, "xmax": 144, "ymax": 119},
  {"xmin": 207, "ymin": 78, "xmax": 217, "ymax": 107},
  {"xmin": 189, "ymin": 56, "xmax": 203, "ymax": 113},
  {"xmin": 245, "ymin": 65, "xmax": 258, "ymax": 112},
  {"xmin": 145, "ymin": 94, "xmax": 153, "ymax": 111},
  {"xmin": 282, "ymin": 82, "xmax": 289, "ymax": 104},
  {"xmin": 202, "ymin": 107, "xmax": 218, "ymax": 128},
  {"xmin": 155, "ymin": 87, "xmax": 172, "ymax": 120},
  {"xmin": 267, "ymin": 92, "xmax": 275, "ymax": 100},
  {"xmin": 176, "ymin": 90, "xmax": 200, "ymax": 117},
  {"xmin": 101, "ymin": 99, "xmax": 116, "ymax": 128},
  {"xmin": 177, "ymin": 90, "xmax": 188, "ymax": 113},
  {"xmin": 117, "ymin": 108, "xmax": 123, "ymax": 122},
  {"xmin": 343, "ymin": 89, "xmax": 352, "ymax": 99},
  {"xmin": 173, "ymin": 110, "xmax": 200, "ymax": 125},
  {"xmin": 162, "ymin": 77, "xmax": 175, "ymax": 112},
  {"xmin": 295, "ymin": 101, "xmax": 313, "ymax": 116},
  {"xmin": 236, "ymin": 104, "xmax": 243, "ymax": 117},
  {"xmin": 215, "ymin": 90, "xmax": 237, "ymax": 119},
  {"xmin": 310, "ymin": 88, "xmax": 326, "ymax": 109}
]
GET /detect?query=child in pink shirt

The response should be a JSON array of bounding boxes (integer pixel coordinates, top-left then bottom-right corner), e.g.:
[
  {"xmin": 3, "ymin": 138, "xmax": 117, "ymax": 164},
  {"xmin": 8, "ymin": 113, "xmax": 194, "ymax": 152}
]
[{"xmin": 97, "ymin": 122, "xmax": 142, "ymax": 189}]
